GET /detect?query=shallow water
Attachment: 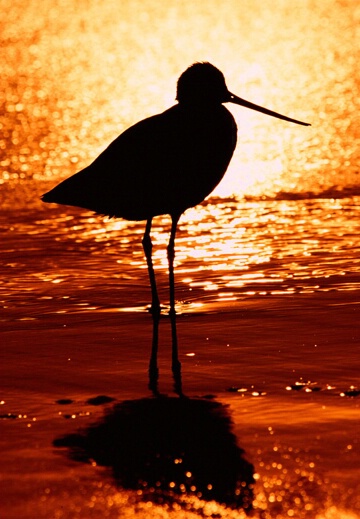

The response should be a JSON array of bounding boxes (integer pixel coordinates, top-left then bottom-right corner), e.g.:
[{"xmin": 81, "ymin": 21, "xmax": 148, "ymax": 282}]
[
  {"xmin": 2, "ymin": 196, "xmax": 360, "ymax": 320},
  {"xmin": 1, "ymin": 1, "xmax": 360, "ymax": 518}
]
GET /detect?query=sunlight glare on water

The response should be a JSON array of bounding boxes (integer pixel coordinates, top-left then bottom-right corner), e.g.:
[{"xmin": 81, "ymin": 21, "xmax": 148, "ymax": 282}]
[{"xmin": 1, "ymin": 0, "xmax": 359, "ymax": 200}]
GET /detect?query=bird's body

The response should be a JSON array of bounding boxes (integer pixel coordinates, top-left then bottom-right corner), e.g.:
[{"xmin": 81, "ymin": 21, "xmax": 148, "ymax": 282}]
[
  {"xmin": 43, "ymin": 99, "xmax": 236, "ymax": 220},
  {"xmin": 42, "ymin": 62, "xmax": 310, "ymax": 395}
]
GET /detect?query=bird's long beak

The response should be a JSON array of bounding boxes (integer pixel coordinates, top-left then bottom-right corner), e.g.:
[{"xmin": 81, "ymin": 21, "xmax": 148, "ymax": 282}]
[{"xmin": 228, "ymin": 92, "xmax": 311, "ymax": 126}]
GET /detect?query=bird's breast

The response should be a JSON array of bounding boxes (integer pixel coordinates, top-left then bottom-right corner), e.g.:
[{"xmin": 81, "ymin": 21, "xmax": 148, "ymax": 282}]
[{"xmin": 160, "ymin": 105, "xmax": 237, "ymax": 209}]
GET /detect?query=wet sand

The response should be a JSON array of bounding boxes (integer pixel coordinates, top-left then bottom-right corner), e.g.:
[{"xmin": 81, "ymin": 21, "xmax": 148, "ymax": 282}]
[{"xmin": 1, "ymin": 290, "xmax": 359, "ymax": 518}]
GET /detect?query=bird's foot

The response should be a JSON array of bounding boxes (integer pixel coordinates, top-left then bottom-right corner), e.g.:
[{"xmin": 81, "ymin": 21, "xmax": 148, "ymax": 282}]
[{"xmin": 147, "ymin": 304, "xmax": 165, "ymax": 318}]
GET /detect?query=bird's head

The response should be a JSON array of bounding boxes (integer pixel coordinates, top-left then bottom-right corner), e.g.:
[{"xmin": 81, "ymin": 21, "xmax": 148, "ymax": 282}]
[
  {"xmin": 176, "ymin": 62, "xmax": 230, "ymax": 105},
  {"xmin": 176, "ymin": 62, "xmax": 311, "ymax": 126}
]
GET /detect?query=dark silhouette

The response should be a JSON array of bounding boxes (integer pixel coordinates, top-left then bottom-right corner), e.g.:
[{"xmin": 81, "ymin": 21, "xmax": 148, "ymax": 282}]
[
  {"xmin": 53, "ymin": 397, "xmax": 255, "ymax": 512},
  {"xmin": 42, "ymin": 62, "xmax": 310, "ymax": 394}
]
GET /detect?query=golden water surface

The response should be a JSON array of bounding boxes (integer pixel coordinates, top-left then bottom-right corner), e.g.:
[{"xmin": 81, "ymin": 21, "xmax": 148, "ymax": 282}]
[{"xmin": 1, "ymin": 0, "xmax": 360, "ymax": 312}]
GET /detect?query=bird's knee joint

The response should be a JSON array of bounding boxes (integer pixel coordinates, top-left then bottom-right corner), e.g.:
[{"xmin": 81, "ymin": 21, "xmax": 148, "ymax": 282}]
[
  {"xmin": 143, "ymin": 235, "xmax": 153, "ymax": 258},
  {"xmin": 142, "ymin": 233, "xmax": 152, "ymax": 249}
]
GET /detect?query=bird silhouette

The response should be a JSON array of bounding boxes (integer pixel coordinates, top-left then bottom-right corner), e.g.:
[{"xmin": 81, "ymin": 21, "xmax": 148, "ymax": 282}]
[{"xmin": 42, "ymin": 62, "xmax": 310, "ymax": 395}]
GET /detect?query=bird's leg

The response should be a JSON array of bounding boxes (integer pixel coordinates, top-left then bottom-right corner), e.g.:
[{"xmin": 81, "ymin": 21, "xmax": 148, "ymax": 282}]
[
  {"xmin": 168, "ymin": 214, "xmax": 182, "ymax": 396},
  {"xmin": 142, "ymin": 218, "xmax": 161, "ymax": 396}
]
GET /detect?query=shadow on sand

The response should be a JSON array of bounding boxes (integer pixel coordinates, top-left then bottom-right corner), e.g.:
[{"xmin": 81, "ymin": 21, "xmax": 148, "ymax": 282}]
[{"xmin": 54, "ymin": 397, "xmax": 255, "ymax": 512}]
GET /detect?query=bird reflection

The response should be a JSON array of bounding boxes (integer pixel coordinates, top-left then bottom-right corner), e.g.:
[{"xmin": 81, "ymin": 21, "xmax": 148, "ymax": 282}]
[
  {"xmin": 54, "ymin": 397, "xmax": 255, "ymax": 512},
  {"xmin": 42, "ymin": 63, "xmax": 310, "ymax": 395}
]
